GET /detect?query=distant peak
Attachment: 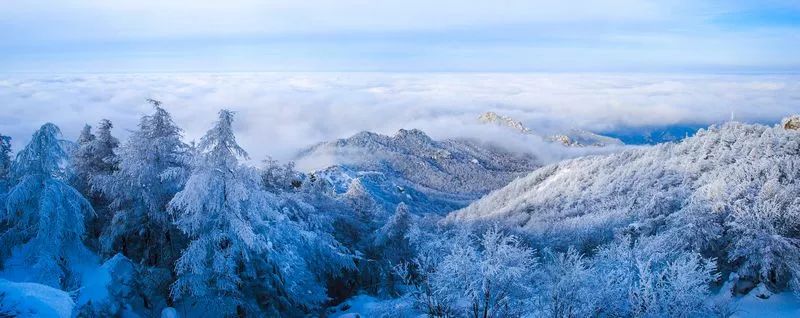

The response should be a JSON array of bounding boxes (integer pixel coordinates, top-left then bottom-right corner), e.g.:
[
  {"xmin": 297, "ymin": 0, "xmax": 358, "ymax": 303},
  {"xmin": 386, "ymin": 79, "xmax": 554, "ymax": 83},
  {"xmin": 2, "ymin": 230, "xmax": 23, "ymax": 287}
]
[
  {"xmin": 351, "ymin": 131, "xmax": 379, "ymax": 139},
  {"xmin": 478, "ymin": 112, "xmax": 532, "ymax": 134},
  {"xmin": 394, "ymin": 128, "xmax": 433, "ymax": 142},
  {"xmin": 547, "ymin": 129, "xmax": 624, "ymax": 147}
]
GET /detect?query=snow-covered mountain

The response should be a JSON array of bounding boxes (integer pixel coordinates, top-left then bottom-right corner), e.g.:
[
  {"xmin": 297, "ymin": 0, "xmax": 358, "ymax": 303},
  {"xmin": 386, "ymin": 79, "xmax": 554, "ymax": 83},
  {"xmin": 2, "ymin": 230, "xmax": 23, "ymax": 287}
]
[
  {"xmin": 547, "ymin": 128, "xmax": 624, "ymax": 147},
  {"xmin": 478, "ymin": 111, "xmax": 623, "ymax": 147},
  {"xmin": 447, "ymin": 118, "xmax": 800, "ymax": 264},
  {"xmin": 295, "ymin": 128, "xmax": 540, "ymax": 214},
  {"xmin": 477, "ymin": 111, "xmax": 532, "ymax": 134}
]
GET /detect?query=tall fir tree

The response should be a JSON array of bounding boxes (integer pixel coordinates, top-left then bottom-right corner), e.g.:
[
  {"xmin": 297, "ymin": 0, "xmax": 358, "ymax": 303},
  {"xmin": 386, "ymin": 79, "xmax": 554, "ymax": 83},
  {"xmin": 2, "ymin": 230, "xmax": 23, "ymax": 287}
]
[
  {"xmin": 0, "ymin": 123, "xmax": 94, "ymax": 288},
  {"xmin": 71, "ymin": 120, "xmax": 119, "ymax": 247},
  {"xmin": 169, "ymin": 109, "xmax": 273, "ymax": 315},
  {"xmin": 170, "ymin": 110, "xmax": 354, "ymax": 315},
  {"xmin": 375, "ymin": 202, "xmax": 414, "ymax": 295},
  {"xmin": 95, "ymin": 101, "xmax": 189, "ymax": 268},
  {"xmin": 0, "ymin": 133, "xmax": 12, "ymax": 190},
  {"xmin": 0, "ymin": 134, "xmax": 12, "ymax": 247}
]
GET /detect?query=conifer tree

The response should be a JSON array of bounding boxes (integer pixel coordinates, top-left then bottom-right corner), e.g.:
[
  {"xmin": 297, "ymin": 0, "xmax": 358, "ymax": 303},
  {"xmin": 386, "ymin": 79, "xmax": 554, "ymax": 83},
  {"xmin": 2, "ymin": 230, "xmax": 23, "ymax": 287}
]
[
  {"xmin": 1, "ymin": 123, "xmax": 94, "ymax": 288},
  {"xmin": 169, "ymin": 110, "xmax": 272, "ymax": 315},
  {"xmin": 0, "ymin": 133, "xmax": 12, "ymax": 190},
  {"xmin": 96, "ymin": 101, "xmax": 189, "ymax": 268},
  {"xmin": 71, "ymin": 120, "xmax": 119, "ymax": 246}
]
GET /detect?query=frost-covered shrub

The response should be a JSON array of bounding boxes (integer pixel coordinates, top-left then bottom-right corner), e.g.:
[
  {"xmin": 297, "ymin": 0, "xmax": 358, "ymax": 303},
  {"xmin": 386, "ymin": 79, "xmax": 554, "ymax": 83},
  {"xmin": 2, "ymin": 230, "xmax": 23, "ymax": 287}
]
[
  {"xmin": 712, "ymin": 162, "xmax": 800, "ymax": 290},
  {"xmin": 539, "ymin": 248, "xmax": 596, "ymax": 318},
  {"xmin": 402, "ymin": 226, "xmax": 537, "ymax": 318},
  {"xmin": 590, "ymin": 237, "xmax": 721, "ymax": 318},
  {"xmin": 531, "ymin": 236, "xmax": 722, "ymax": 317},
  {"xmin": 449, "ymin": 120, "xmax": 800, "ymax": 293}
]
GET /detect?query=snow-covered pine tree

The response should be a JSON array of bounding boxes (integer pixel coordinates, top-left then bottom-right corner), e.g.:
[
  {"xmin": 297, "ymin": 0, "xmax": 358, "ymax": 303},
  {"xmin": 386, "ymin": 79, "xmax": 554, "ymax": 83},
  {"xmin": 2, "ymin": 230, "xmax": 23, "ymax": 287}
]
[
  {"xmin": 171, "ymin": 110, "xmax": 355, "ymax": 315},
  {"xmin": 71, "ymin": 125, "xmax": 95, "ymax": 193},
  {"xmin": 168, "ymin": 110, "xmax": 276, "ymax": 315},
  {"xmin": 0, "ymin": 133, "xmax": 11, "ymax": 189},
  {"xmin": 375, "ymin": 202, "xmax": 415, "ymax": 295},
  {"xmin": 0, "ymin": 123, "xmax": 95, "ymax": 288},
  {"xmin": 95, "ymin": 102, "xmax": 189, "ymax": 268},
  {"xmin": 339, "ymin": 178, "xmax": 383, "ymax": 247},
  {"xmin": 71, "ymin": 120, "xmax": 119, "ymax": 248},
  {"xmin": 261, "ymin": 156, "xmax": 302, "ymax": 192},
  {"xmin": 332, "ymin": 178, "xmax": 387, "ymax": 294},
  {"xmin": 77, "ymin": 124, "xmax": 94, "ymax": 144},
  {"xmin": 0, "ymin": 133, "xmax": 12, "ymax": 216},
  {"xmin": 71, "ymin": 120, "xmax": 119, "ymax": 195},
  {"xmin": 540, "ymin": 248, "xmax": 595, "ymax": 318},
  {"xmin": 94, "ymin": 119, "xmax": 119, "ymax": 169},
  {"xmin": 259, "ymin": 157, "xmax": 358, "ymax": 306}
]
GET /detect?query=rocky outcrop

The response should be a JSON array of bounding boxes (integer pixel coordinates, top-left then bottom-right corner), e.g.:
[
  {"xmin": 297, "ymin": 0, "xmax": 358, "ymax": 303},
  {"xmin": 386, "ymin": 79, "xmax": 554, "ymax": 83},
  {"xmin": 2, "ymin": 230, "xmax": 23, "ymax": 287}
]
[
  {"xmin": 477, "ymin": 111, "xmax": 623, "ymax": 147},
  {"xmin": 783, "ymin": 115, "xmax": 800, "ymax": 131},
  {"xmin": 478, "ymin": 111, "xmax": 532, "ymax": 134}
]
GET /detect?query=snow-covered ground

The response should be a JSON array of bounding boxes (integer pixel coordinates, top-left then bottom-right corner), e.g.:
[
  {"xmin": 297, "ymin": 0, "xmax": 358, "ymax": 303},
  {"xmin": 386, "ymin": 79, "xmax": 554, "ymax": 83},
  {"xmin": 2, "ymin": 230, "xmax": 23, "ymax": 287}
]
[
  {"xmin": 329, "ymin": 291, "xmax": 800, "ymax": 318},
  {"xmin": 0, "ymin": 279, "xmax": 74, "ymax": 318},
  {"xmin": 327, "ymin": 294, "xmax": 423, "ymax": 318},
  {"xmin": 731, "ymin": 292, "xmax": 800, "ymax": 318}
]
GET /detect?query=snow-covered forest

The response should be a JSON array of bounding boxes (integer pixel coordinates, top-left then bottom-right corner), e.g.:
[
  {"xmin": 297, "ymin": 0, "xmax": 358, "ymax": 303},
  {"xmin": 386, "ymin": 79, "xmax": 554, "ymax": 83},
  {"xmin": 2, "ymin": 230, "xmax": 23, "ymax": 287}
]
[
  {"xmin": 4, "ymin": 0, "xmax": 800, "ymax": 315},
  {"xmin": 0, "ymin": 99, "xmax": 798, "ymax": 317}
]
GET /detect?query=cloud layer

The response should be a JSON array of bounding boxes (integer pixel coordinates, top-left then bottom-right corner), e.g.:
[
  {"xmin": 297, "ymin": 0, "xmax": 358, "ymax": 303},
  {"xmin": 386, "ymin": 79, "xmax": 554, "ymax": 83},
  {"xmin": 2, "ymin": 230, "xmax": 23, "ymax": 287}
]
[{"xmin": 0, "ymin": 73, "xmax": 797, "ymax": 167}]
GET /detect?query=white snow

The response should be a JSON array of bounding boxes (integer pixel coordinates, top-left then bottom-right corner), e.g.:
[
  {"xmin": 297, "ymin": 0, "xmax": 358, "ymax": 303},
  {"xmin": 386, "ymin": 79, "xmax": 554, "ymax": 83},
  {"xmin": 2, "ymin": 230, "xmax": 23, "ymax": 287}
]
[
  {"xmin": 328, "ymin": 294, "xmax": 422, "ymax": 318},
  {"xmin": 731, "ymin": 292, "xmax": 800, "ymax": 318},
  {"xmin": 161, "ymin": 307, "xmax": 179, "ymax": 318},
  {"xmin": 328, "ymin": 295, "xmax": 381, "ymax": 318},
  {"xmin": 76, "ymin": 253, "xmax": 136, "ymax": 314},
  {"xmin": 0, "ymin": 279, "xmax": 74, "ymax": 318}
]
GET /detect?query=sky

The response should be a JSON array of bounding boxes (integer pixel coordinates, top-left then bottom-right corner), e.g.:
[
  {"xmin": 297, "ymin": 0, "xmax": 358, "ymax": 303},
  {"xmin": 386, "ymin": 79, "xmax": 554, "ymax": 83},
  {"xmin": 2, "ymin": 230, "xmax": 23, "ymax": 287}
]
[
  {"xmin": 1, "ymin": 0, "xmax": 799, "ymax": 72},
  {"xmin": 0, "ymin": 1, "xmax": 798, "ymax": 167}
]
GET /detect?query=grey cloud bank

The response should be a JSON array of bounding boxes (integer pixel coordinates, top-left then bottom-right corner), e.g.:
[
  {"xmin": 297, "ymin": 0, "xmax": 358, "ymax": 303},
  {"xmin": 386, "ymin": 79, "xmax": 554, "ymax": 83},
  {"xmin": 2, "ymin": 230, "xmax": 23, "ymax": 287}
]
[{"xmin": 0, "ymin": 72, "xmax": 797, "ymax": 166}]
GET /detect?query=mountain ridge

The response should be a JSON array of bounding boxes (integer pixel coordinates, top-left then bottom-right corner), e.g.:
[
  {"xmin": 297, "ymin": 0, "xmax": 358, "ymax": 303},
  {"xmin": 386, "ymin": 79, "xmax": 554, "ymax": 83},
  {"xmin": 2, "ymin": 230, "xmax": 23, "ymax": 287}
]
[
  {"xmin": 477, "ymin": 111, "xmax": 624, "ymax": 147},
  {"xmin": 446, "ymin": 118, "xmax": 800, "ymax": 258},
  {"xmin": 295, "ymin": 128, "xmax": 541, "ymax": 214}
]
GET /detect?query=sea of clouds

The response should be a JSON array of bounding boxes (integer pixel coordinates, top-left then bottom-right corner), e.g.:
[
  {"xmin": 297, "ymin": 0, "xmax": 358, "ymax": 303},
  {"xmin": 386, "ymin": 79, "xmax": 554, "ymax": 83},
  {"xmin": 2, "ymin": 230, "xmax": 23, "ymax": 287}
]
[{"xmin": 0, "ymin": 72, "xmax": 798, "ymax": 169}]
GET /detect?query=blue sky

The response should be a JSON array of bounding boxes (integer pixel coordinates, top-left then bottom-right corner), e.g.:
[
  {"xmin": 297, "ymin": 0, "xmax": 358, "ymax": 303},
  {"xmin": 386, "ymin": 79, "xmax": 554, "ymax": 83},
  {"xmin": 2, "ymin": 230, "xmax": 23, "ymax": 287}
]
[{"xmin": 1, "ymin": 0, "xmax": 799, "ymax": 72}]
